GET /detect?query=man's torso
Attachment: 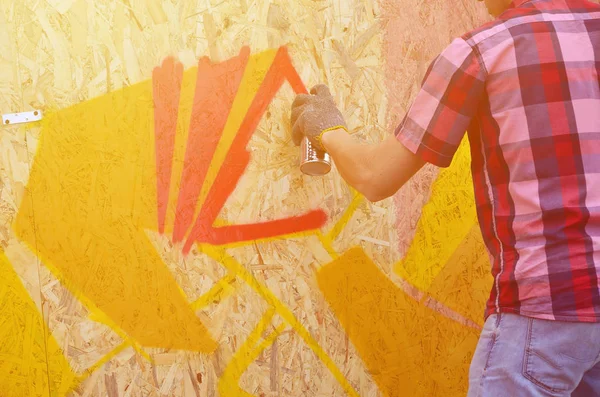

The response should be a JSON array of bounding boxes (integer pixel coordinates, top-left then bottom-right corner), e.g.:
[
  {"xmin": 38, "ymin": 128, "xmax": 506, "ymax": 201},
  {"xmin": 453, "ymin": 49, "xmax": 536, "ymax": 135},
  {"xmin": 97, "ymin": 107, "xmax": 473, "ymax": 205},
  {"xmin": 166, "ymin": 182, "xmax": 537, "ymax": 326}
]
[{"xmin": 464, "ymin": 0, "xmax": 600, "ymax": 321}]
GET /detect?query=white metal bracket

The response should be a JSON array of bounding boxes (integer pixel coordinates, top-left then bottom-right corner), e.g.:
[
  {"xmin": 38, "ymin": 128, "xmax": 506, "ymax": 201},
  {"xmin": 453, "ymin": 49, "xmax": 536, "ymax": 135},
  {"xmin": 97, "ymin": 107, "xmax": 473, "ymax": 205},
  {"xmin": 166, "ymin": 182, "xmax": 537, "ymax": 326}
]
[{"xmin": 2, "ymin": 110, "xmax": 43, "ymax": 126}]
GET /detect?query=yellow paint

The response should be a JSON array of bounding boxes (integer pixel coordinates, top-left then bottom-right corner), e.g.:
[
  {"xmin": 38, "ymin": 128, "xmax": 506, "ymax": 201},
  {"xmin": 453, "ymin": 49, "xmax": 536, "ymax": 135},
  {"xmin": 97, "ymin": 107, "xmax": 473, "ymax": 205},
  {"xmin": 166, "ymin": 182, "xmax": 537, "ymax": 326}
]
[
  {"xmin": 249, "ymin": 323, "xmax": 287, "ymax": 367},
  {"xmin": 78, "ymin": 269, "xmax": 242, "ymax": 386},
  {"xmin": 75, "ymin": 341, "xmax": 130, "ymax": 384},
  {"xmin": 219, "ymin": 307, "xmax": 287, "ymax": 396},
  {"xmin": 200, "ymin": 245, "xmax": 360, "ymax": 397},
  {"xmin": 190, "ymin": 272, "xmax": 238, "ymax": 311},
  {"xmin": 317, "ymin": 189, "xmax": 363, "ymax": 261},
  {"xmin": 0, "ymin": 250, "xmax": 77, "ymax": 396},
  {"xmin": 14, "ymin": 70, "xmax": 217, "ymax": 353},
  {"xmin": 317, "ymin": 247, "xmax": 480, "ymax": 397},
  {"xmin": 327, "ymin": 189, "xmax": 363, "ymax": 242},
  {"xmin": 86, "ymin": 308, "xmax": 152, "ymax": 363},
  {"xmin": 395, "ymin": 138, "xmax": 478, "ymax": 291},
  {"xmin": 425, "ymin": 225, "xmax": 493, "ymax": 326},
  {"xmin": 318, "ymin": 232, "xmax": 338, "ymax": 259}
]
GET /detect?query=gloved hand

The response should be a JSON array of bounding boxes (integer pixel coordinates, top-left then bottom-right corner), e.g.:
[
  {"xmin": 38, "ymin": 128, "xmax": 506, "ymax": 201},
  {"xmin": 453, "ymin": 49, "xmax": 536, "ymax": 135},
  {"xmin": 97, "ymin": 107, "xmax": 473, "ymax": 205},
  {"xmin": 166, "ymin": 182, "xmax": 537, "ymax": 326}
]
[{"xmin": 290, "ymin": 84, "xmax": 347, "ymax": 151}]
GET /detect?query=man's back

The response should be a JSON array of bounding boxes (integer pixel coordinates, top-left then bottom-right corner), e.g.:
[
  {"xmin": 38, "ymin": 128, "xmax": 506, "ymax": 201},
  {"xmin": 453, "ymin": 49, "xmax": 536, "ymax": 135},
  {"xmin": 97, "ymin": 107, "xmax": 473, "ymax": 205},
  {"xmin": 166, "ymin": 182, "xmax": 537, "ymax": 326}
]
[
  {"xmin": 394, "ymin": 0, "xmax": 600, "ymax": 322},
  {"xmin": 463, "ymin": 0, "xmax": 600, "ymax": 322}
]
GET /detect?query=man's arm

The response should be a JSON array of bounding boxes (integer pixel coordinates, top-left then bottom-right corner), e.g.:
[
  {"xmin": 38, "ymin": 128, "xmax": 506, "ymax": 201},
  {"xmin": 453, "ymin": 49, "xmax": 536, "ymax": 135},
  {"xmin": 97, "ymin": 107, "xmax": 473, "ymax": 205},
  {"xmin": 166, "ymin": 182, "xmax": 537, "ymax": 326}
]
[
  {"xmin": 291, "ymin": 38, "xmax": 485, "ymax": 199},
  {"xmin": 321, "ymin": 129, "xmax": 425, "ymax": 202}
]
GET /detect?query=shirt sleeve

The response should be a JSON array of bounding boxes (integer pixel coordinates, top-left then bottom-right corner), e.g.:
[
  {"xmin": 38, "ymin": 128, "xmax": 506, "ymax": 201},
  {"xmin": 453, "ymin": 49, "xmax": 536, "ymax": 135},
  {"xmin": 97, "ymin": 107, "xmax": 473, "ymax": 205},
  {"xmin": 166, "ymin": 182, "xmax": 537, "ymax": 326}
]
[{"xmin": 395, "ymin": 38, "xmax": 486, "ymax": 168}]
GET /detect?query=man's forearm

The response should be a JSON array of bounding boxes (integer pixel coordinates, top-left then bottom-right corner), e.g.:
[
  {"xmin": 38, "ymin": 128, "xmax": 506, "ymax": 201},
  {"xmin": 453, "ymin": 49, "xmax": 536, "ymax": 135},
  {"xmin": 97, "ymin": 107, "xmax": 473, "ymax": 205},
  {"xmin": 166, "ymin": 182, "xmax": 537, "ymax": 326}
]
[
  {"xmin": 321, "ymin": 128, "xmax": 376, "ymax": 199},
  {"xmin": 321, "ymin": 129, "xmax": 425, "ymax": 202}
]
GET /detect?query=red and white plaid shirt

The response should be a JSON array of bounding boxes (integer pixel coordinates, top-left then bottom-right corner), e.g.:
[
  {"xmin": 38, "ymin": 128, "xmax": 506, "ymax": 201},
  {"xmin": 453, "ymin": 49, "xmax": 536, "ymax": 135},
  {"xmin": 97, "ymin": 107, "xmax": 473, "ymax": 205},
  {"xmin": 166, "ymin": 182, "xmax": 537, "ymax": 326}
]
[{"xmin": 396, "ymin": 0, "xmax": 600, "ymax": 322}]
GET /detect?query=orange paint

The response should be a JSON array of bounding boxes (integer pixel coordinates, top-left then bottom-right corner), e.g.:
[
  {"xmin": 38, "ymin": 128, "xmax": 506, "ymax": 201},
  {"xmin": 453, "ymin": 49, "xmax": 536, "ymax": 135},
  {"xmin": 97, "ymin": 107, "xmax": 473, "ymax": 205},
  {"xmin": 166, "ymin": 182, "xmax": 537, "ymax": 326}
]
[
  {"xmin": 182, "ymin": 47, "xmax": 325, "ymax": 253},
  {"xmin": 152, "ymin": 57, "xmax": 183, "ymax": 234},
  {"xmin": 172, "ymin": 48, "xmax": 250, "ymax": 242}
]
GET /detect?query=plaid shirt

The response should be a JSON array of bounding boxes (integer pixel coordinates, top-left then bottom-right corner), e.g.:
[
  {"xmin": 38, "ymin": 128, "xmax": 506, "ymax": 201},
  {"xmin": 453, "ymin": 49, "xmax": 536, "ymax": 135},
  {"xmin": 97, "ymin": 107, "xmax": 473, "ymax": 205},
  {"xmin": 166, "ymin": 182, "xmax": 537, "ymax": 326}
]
[{"xmin": 396, "ymin": 0, "xmax": 600, "ymax": 322}]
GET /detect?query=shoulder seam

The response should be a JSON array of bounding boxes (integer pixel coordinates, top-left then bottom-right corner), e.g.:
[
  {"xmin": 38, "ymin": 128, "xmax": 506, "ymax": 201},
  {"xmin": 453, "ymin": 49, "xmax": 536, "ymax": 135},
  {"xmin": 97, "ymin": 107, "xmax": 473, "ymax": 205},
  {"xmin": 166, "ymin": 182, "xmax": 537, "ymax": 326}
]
[{"xmin": 457, "ymin": 37, "xmax": 489, "ymax": 81}]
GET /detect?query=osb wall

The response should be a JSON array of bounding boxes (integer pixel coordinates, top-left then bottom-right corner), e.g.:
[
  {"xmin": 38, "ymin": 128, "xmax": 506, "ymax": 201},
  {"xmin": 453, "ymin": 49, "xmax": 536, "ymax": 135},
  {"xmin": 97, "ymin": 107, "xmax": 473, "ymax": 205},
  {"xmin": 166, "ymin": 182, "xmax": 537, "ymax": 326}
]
[{"xmin": 0, "ymin": 0, "xmax": 493, "ymax": 396}]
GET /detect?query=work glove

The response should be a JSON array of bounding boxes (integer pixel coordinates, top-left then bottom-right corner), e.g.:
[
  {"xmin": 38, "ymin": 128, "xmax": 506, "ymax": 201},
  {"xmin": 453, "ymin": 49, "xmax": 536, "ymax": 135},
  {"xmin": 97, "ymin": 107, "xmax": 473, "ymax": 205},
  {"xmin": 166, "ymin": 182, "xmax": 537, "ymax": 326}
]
[{"xmin": 290, "ymin": 84, "xmax": 347, "ymax": 151}]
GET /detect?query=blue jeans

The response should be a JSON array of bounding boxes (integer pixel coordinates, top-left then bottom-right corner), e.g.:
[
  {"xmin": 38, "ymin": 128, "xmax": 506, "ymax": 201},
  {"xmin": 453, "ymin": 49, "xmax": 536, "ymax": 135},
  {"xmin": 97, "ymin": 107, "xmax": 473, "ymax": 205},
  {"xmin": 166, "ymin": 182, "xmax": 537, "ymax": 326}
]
[{"xmin": 468, "ymin": 313, "xmax": 600, "ymax": 396}]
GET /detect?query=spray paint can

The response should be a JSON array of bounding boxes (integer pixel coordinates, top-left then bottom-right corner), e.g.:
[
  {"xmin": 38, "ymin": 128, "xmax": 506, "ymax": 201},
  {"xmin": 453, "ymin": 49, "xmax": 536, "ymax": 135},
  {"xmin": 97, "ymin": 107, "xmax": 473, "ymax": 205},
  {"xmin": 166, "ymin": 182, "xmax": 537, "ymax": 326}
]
[{"xmin": 300, "ymin": 137, "xmax": 331, "ymax": 176}]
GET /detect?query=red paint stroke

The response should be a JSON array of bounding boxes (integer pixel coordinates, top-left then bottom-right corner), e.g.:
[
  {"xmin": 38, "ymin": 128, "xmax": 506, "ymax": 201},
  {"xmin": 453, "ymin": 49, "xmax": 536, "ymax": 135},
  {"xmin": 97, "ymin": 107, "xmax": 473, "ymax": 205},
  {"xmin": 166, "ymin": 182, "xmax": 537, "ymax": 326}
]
[
  {"xmin": 152, "ymin": 57, "xmax": 183, "ymax": 234},
  {"xmin": 172, "ymin": 48, "xmax": 250, "ymax": 242},
  {"xmin": 181, "ymin": 47, "xmax": 326, "ymax": 253}
]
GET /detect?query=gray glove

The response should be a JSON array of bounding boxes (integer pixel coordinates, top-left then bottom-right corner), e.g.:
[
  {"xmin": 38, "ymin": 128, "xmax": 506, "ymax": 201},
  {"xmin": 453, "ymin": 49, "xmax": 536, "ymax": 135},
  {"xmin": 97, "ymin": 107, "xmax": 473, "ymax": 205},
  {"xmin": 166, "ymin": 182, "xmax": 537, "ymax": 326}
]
[{"xmin": 291, "ymin": 84, "xmax": 347, "ymax": 151}]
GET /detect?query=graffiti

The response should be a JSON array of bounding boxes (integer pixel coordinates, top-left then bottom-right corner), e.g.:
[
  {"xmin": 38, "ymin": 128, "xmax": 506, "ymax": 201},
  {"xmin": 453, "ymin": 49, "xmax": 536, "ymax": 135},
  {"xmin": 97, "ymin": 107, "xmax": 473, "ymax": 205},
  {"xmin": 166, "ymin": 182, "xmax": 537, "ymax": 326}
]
[
  {"xmin": 14, "ymin": 61, "xmax": 219, "ymax": 355},
  {"xmin": 152, "ymin": 46, "xmax": 327, "ymax": 251},
  {"xmin": 2, "ymin": 45, "xmax": 491, "ymax": 396},
  {"xmin": 7, "ymin": 46, "xmax": 353, "ymax": 396},
  {"xmin": 201, "ymin": 246, "xmax": 359, "ymax": 397}
]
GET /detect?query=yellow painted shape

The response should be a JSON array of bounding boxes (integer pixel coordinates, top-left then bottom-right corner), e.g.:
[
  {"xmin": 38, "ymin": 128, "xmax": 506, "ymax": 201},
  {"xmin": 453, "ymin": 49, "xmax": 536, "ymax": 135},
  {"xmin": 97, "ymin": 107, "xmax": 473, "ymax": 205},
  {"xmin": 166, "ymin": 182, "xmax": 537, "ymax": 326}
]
[
  {"xmin": 426, "ymin": 225, "xmax": 493, "ymax": 326},
  {"xmin": 318, "ymin": 247, "xmax": 480, "ymax": 397},
  {"xmin": 395, "ymin": 138, "xmax": 478, "ymax": 291},
  {"xmin": 86, "ymin": 308, "xmax": 152, "ymax": 363},
  {"xmin": 14, "ymin": 71, "xmax": 217, "ymax": 353},
  {"xmin": 79, "ymin": 270, "xmax": 241, "ymax": 386},
  {"xmin": 200, "ymin": 245, "xmax": 360, "ymax": 397},
  {"xmin": 0, "ymin": 250, "xmax": 77, "ymax": 396}
]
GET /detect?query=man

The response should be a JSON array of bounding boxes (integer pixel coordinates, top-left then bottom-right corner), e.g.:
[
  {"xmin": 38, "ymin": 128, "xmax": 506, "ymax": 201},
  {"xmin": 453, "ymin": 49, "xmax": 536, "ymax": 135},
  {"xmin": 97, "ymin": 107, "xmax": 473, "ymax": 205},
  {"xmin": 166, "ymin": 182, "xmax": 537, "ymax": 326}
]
[{"xmin": 291, "ymin": 0, "xmax": 600, "ymax": 395}]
